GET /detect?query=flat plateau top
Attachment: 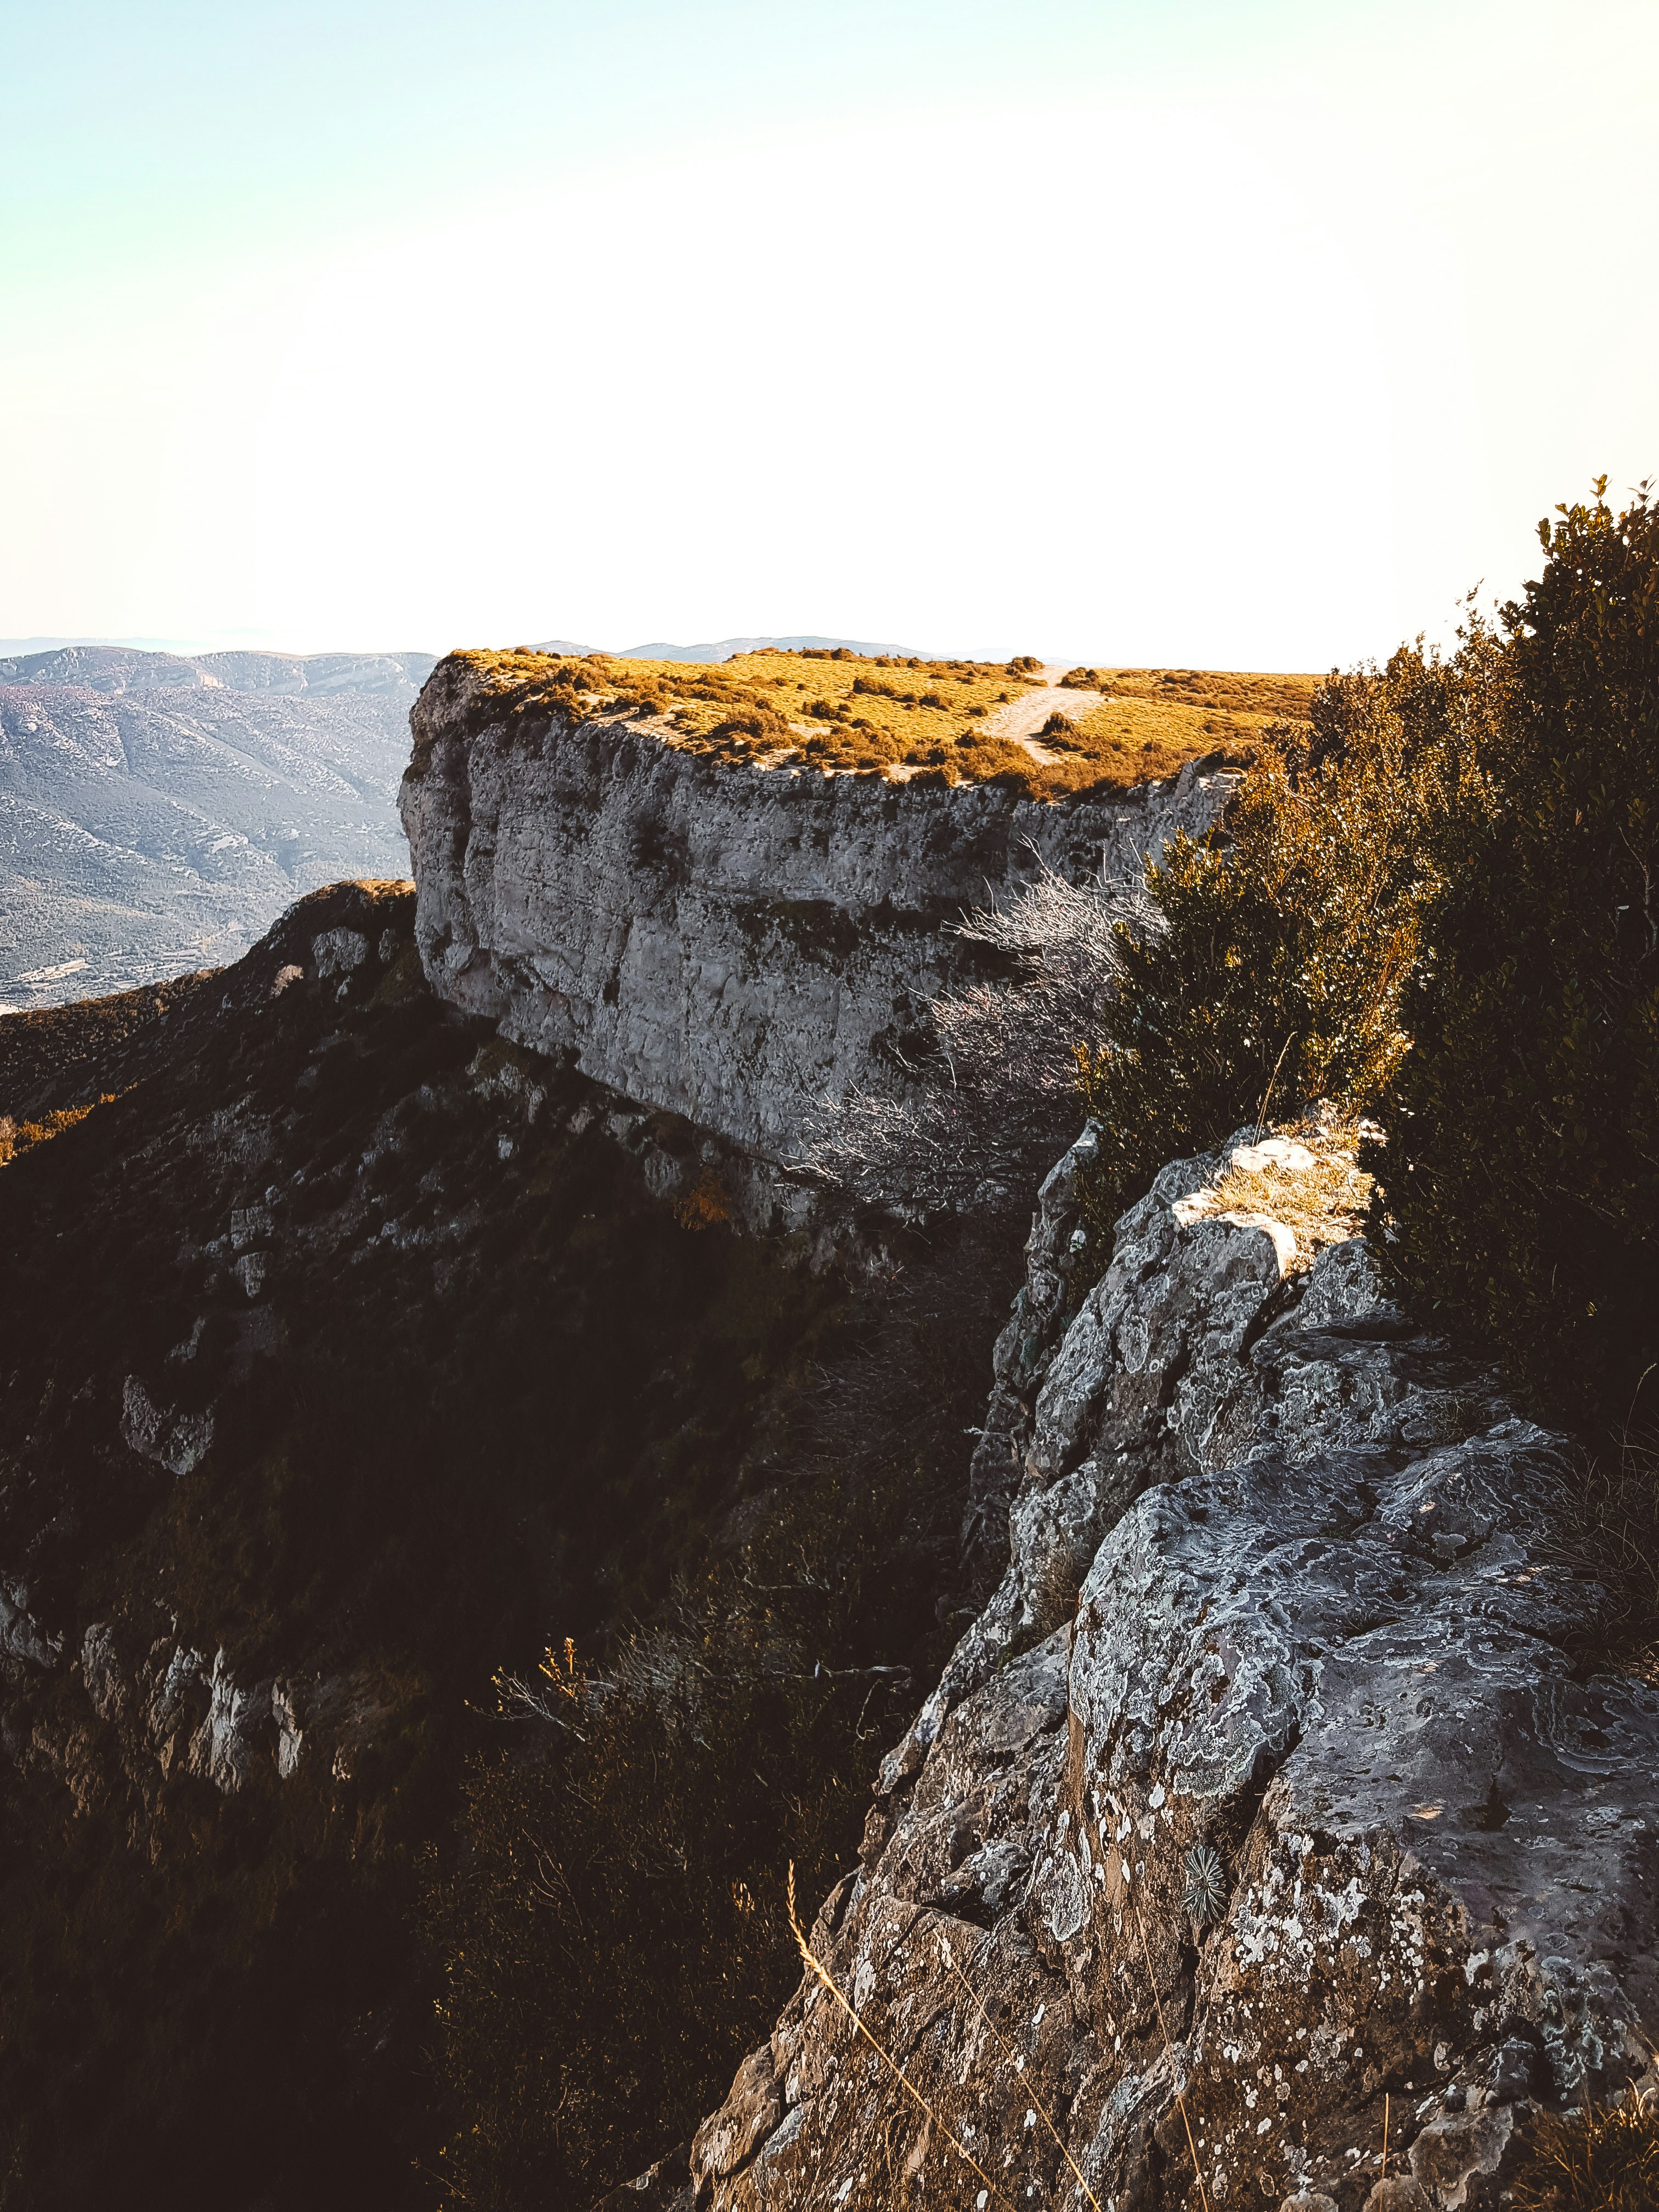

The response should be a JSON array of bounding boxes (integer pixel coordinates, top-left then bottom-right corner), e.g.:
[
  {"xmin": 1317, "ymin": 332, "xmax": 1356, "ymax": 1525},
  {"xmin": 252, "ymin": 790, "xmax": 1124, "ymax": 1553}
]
[{"xmin": 448, "ymin": 645, "xmax": 1319, "ymax": 800}]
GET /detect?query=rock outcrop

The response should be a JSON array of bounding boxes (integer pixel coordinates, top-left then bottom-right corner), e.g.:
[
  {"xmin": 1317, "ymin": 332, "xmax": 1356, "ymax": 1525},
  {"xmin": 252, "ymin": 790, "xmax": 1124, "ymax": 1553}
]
[
  {"xmin": 400, "ymin": 658, "xmax": 1232, "ymax": 1172},
  {"xmin": 687, "ymin": 1123, "xmax": 1659, "ymax": 2211}
]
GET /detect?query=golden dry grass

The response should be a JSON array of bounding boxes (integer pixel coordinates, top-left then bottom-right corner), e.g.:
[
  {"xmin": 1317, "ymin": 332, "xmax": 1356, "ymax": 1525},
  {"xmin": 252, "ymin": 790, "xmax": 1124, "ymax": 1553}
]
[
  {"xmin": 1181, "ymin": 1118, "xmax": 1372, "ymax": 1271},
  {"xmin": 1513, "ymin": 2092, "xmax": 1659, "ymax": 2211},
  {"xmin": 454, "ymin": 647, "xmax": 1316, "ymax": 800},
  {"xmin": 0, "ymin": 1096, "xmax": 108, "ymax": 1167},
  {"xmin": 1062, "ymin": 667, "xmax": 1321, "ymax": 719}
]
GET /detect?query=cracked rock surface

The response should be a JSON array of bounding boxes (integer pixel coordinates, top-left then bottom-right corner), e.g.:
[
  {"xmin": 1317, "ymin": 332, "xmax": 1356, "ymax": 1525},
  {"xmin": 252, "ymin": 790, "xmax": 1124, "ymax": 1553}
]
[
  {"xmin": 400, "ymin": 659, "xmax": 1228, "ymax": 1167},
  {"xmin": 686, "ymin": 1126, "xmax": 1659, "ymax": 2210}
]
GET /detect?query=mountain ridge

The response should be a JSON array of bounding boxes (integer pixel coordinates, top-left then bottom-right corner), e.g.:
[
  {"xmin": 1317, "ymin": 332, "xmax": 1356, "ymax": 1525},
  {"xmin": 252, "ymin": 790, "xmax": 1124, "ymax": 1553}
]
[{"xmin": 0, "ymin": 646, "xmax": 435, "ymax": 1007}]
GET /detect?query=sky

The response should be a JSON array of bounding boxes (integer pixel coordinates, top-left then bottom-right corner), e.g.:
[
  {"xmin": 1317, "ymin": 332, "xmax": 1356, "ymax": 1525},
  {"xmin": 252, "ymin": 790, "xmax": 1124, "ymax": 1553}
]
[{"xmin": 3, "ymin": 0, "xmax": 1655, "ymax": 669}]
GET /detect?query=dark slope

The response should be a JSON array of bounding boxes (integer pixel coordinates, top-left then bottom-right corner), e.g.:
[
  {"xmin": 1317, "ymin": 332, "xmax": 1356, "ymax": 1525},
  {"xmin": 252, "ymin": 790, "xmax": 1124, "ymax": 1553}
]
[{"xmin": 0, "ymin": 883, "xmax": 858, "ymax": 2210}]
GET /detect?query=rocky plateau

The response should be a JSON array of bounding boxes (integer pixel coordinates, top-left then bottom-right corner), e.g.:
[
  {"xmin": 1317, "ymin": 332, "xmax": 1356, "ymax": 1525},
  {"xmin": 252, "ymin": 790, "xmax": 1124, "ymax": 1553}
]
[{"xmin": 400, "ymin": 655, "xmax": 1233, "ymax": 1180}]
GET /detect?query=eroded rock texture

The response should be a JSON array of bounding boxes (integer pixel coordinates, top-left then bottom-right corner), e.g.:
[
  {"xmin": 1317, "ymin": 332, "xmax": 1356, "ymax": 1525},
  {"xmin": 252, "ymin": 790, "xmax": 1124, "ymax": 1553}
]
[
  {"xmin": 400, "ymin": 659, "xmax": 1229, "ymax": 1169},
  {"xmin": 689, "ymin": 1128, "xmax": 1659, "ymax": 2211}
]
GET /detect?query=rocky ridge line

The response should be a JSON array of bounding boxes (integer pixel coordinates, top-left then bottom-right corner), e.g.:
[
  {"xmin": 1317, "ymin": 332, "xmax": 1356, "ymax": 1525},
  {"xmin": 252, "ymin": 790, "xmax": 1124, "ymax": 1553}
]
[{"xmin": 680, "ymin": 1122, "xmax": 1659, "ymax": 2212}]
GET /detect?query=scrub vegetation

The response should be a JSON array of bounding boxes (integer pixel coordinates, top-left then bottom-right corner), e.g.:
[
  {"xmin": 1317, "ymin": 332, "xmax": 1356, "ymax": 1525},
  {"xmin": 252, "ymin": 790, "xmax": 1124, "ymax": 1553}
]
[
  {"xmin": 1069, "ymin": 480, "xmax": 1658, "ymax": 1451},
  {"xmin": 450, "ymin": 644, "xmax": 1316, "ymax": 797}
]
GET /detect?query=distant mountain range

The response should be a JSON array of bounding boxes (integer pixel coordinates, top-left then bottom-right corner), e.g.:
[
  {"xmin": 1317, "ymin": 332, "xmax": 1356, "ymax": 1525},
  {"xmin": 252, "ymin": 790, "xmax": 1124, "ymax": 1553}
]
[
  {"xmin": 534, "ymin": 635, "xmax": 919, "ymax": 662},
  {"xmin": 0, "ymin": 646, "xmax": 435, "ymax": 1009}
]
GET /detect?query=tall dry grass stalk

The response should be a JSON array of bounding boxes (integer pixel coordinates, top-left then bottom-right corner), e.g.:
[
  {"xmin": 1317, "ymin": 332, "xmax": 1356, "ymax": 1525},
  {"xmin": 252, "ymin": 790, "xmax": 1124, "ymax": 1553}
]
[
  {"xmin": 785, "ymin": 1865, "xmax": 1214, "ymax": 2210},
  {"xmin": 787, "ymin": 1864, "xmax": 1019, "ymax": 2209},
  {"xmin": 935, "ymin": 1934, "xmax": 1102, "ymax": 2211},
  {"xmin": 1128, "ymin": 1903, "xmax": 1211, "ymax": 2212}
]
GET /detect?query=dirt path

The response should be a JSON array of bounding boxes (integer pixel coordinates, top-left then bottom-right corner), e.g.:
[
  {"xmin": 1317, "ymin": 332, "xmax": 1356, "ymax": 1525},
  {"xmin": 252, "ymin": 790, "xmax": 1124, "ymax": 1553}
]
[{"xmin": 980, "ymin": 663, "xmax": 1103, "ymax": 765}]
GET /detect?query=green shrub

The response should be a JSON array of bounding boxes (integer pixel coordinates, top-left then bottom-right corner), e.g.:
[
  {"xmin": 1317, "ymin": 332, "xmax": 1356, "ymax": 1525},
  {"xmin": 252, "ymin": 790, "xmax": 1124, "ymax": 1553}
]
[
  {"xmin": 420, "ymin": 1630, "xmax": 868, "ymax": 2211},
  {"xmin": 1075, "ymin": 634, "xmax": 1495, "ymax": 1238},
  {"xmin": 1369, "ymin": 483, "xmax": 1659, "ymax": 1431}
]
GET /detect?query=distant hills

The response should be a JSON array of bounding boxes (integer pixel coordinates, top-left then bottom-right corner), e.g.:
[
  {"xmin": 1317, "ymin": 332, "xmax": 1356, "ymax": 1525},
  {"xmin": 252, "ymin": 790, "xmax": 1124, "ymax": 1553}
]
[
  {"xmin": 0, "ymin": 645, "xmax": 434, "ymax": 697},
  {"xmin": 0, "ymin": 647, "xmax": 435, "ymax": 1009},
  {"xmin": 533, "ymin": 635, "xmax": 919, "ymax": 663},
  {"xmin": 0, "ymin": 638, "xmax": 925, "ymax": 1011}
]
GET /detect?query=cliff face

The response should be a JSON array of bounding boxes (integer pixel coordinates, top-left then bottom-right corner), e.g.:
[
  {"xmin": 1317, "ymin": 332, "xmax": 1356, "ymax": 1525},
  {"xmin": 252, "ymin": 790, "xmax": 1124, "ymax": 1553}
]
[
  {"xmin": 400, "ymin": 658, "xmax": 1231, "ymax": 1170},
  {"xmin": 686, "ymin": 1122, "xmax": 1659, "ymax": 2212}
]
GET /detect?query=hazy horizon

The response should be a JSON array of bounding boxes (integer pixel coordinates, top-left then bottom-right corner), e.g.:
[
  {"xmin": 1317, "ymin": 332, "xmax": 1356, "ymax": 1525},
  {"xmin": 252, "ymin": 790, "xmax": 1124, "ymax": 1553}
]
[{"xmin": 5, "ymin": 1, "xmax": 1656, "ymax": 668}]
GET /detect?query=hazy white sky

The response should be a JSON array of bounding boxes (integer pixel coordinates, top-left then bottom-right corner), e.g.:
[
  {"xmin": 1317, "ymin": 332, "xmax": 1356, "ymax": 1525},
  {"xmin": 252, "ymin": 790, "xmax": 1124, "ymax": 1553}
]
[{"xmin": 3, "ymin": 0, "xmax": 1655, "ymax": 667}]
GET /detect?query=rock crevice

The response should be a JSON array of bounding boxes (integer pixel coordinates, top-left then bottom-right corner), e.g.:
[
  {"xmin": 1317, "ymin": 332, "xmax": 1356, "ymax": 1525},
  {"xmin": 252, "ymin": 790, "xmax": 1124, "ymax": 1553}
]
[{"xmin": 686, "ymin": 1121, "xmax": 1659, "ymax": 2211}]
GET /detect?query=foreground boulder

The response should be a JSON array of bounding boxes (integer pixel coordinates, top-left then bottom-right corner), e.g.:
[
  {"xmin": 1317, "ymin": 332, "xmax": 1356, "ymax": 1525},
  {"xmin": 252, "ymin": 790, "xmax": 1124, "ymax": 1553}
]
[{"xmin": 688, "ymin": 1122, "xmax": 1659, "ymax": 2210}]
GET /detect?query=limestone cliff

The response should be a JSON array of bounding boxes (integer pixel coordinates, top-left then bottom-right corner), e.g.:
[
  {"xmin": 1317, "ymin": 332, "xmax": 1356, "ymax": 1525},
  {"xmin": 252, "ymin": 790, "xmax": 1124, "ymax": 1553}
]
[
  {"xmin": 399, "ymin": 656, "xmax": 1231, "ymax": 1172},
  {"xmin": 683, "ymin": 1122, "xmax": 1659, "ymax": 2212}
]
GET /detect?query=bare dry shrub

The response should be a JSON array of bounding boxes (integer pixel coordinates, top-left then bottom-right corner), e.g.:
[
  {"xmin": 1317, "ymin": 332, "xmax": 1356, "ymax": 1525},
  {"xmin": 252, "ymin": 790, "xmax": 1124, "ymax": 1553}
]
[{"xmin": 802, "ymin": 860, "xmax": 1160, "ymax": 1220}]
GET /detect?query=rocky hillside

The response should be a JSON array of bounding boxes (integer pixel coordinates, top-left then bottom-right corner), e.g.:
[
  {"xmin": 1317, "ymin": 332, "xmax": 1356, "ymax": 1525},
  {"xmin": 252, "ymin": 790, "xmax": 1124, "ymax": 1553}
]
[
  {"xmin": 7, "ymin": 616, "xmax": 1652, "ymax": 2212},
  {"xmin": 681, "ymin": 1121, "xmax": 1659, "ymax": 2212},
  {"xmin": 0, "ymin": 879, "xmax": 901, "ymax": 2209},
  {"xmin": 0, "ymin": 646, "xmax": 435, "ymax": 1008}
]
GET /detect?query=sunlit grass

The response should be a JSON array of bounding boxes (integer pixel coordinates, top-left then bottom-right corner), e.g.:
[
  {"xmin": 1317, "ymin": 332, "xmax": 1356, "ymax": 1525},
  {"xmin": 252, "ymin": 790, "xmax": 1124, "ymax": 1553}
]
[
  {"xmin": 453, "ymin": 646, "xmax": 1316, "ymax": 799},
  {"xmin": 0, "ymin": 1094, "xmax": 111, "ymax": 1167}
]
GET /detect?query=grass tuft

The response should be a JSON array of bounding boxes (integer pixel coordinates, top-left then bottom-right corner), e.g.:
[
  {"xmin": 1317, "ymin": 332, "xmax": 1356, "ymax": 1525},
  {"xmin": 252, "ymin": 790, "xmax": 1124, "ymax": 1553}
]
[
  {"xmin": 1513, "ymin": 2091, "xmax": 1659, "ymax": 2211},
  {"xmin": 1170, "ymin": 1117, "xmax": 1372, "ymax": 1273}
]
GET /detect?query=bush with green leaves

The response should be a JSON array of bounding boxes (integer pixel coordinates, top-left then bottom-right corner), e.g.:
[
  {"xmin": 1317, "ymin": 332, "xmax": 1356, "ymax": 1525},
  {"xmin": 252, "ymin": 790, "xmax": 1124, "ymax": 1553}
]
[
  {"xmin": 1074, "ymin": 631, "xmax": 1496, "ymax": 1240},
  {"xmin": 420, "ymin": 1625, "xmax": 872, "ymax": 2211},
  {"xmin": 1370, "ymin": 481, "xmax": 1659, "ymax": 1432}
]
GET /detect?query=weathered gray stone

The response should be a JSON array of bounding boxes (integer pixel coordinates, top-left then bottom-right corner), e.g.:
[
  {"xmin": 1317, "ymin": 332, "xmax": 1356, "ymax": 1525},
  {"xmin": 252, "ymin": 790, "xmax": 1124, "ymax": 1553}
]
[
  {"xmin": 0, "ymin": 1579, "xmax": 61, "ymax": 1669},
  {"xmin": 1362, "ymin": 2182, "xmax": 1431, "ymax": 2212},
  {"xmin": 692, "ymin": 1126, "xmax": 1659, "ymax": 2211},
  {"xmin": 312, "ymin": 926, "xmax": 369, "ymax": 978},
  {"xmin": 81, "ymin": 1623, "xmax": 126, "ymax": 1718},
  {"xmin": 400, "ymin": 663, "xmax": 1227, "ymax": 1168},
  {"xmin": 120, "ymin": 1374, "xmax": 215, "ymax": 1476}
]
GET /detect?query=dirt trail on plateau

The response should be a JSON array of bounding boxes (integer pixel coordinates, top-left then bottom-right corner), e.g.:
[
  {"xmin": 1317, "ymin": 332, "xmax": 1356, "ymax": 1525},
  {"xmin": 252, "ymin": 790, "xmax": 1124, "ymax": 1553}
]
[{"xmin": 981, "ymin": 663, "xmax": 1103, "ymax": 765}]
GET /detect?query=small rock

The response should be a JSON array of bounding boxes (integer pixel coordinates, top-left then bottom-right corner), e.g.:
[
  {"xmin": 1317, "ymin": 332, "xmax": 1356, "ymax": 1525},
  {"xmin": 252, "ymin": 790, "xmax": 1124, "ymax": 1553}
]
[
  {"xmin": 1362, "ymin": 2181, "xmax": 1432, "ymax": 2211},
  {"xmin": 229, "ymin": 1204, "xmax": 272, "ymax": 1251},
  {"xmin": 691, "ymin": 2044, "xmax": 782, "ymax": 2183},
  {"xmin": 312, "ymin": 927, "xmax": 368, "ymax": 979},
  {"xmin": 82, "ymin": 1624, "xmax": 128, "ymax": 1720},
  {"xmin": 121, "ymin": 1375, "xmax": 214, "ymax": 1476},
  {"xmin": 1490, "ymin": 2039, "xmax": 1538, "ymax": 2100},
  {"xmin": 1409, "ymin": 2106, "xmax": 1514, "ymax": 2210},
  {"xmin": 1, "ymin": 1581, "xmax": 63, "ymax": 1669}
]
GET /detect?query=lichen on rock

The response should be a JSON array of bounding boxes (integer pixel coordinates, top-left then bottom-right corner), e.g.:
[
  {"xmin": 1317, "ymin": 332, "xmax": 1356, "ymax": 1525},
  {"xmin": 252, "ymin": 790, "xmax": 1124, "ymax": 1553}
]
[{"xmin": 685, "ymin": 1121, "xmax": 1659, "ymax": 2211}]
